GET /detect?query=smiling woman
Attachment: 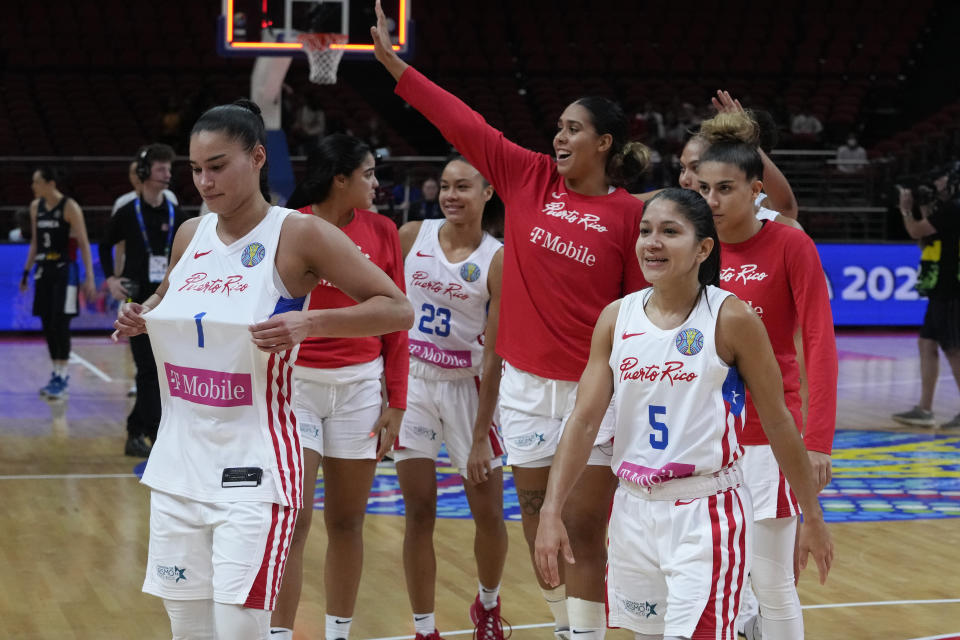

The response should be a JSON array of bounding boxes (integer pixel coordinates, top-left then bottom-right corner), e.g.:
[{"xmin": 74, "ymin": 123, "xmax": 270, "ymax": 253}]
[{"xmin": 369, "ymin": 0, "xmax": 655, "ymax": 636}]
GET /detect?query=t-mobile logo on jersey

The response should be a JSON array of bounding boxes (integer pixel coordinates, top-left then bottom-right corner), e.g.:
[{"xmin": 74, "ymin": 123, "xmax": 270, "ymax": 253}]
[
  {"xmin": 164, "ymin": 363, "xmax": 253, "ymax": 407},
  {"xmin": 745, "ymin": 300, "xmax": 765, "ymax": 317},
  {"xmin": 542, "ymin": 193, "xmax": 609, "ymax": 233},
  {"xmin": 719, "ymin": 264, "xmax": 769, "ymax": 285},
  {"xmin": 618, "ymin": 358, "xmax": 698, "ymax": 386},
  {"xmin": 529, "ymin": 227, "xmax": 597, "ymax": 266}
]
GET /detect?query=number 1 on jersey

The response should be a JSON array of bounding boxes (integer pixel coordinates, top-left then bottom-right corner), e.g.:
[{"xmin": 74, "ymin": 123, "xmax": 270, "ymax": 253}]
[
  {"xmin": 194, "ymin": 312, "xmax": 207, "ymax": 348},
  {"xmin": 649, "ymin": 405, "xmax": 668, "ymax": 450}
]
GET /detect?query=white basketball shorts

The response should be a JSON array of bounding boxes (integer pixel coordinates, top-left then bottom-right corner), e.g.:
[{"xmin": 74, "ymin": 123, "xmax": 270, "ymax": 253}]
[
  {"xmin": 497, "ymin": 362, "xmax": 614, "ymax": 468},
  {"xmin": 606, "ymin": 482, "xmax": 752, "ymax": 638},
  {"xmin": 394, "ymin": 373, "xmax": 504, "ymax": 476},
  {"xmin": 293, "ymin": 363, "xmax": 383, "ymax": 459},
  {"xmin": 143, "ymin": 490, "xmax": 297, "ymax": 611},
  {"xmin": 742, "ymin": 444, "xmax": 800, "ymax": 520}
]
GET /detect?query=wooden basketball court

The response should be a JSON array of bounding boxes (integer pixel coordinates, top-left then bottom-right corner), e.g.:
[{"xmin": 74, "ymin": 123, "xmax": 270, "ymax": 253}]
[{"xmin": 1, "ymin": 331, "xmax": 958, "ymax": 639}]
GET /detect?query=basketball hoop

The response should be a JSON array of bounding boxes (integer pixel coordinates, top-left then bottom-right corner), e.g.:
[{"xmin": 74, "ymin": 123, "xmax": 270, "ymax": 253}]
[{"xmin": 298, "ymin": 33, "xmax": 348, "ymax": 85}]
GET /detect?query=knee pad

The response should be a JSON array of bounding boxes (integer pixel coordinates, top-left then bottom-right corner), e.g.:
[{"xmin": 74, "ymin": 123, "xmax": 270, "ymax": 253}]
[
  {"xmin": 163, "ymin": 599, "xmax": 214, "ymax": 640},
  {"xmin": 213, "ymin": 602, "xmax": 270, "ymax": 640}
]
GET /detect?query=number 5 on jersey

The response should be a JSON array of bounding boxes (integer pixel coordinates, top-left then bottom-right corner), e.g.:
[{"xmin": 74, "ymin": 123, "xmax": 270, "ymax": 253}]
[{"xmin": 649, "ymin": 405, "xmax": 668, "ymax": 450}]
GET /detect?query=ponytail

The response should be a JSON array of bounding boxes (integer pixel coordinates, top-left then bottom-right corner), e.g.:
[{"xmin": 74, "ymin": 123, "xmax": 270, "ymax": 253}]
[{"xmin": 192, "ymin": 98, "xmax": 271, "ymax": 201}]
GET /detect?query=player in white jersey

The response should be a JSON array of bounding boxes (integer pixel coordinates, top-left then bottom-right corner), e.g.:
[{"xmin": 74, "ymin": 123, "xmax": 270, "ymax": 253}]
[
  {"xmin": 534, "ymin": 189, "xmax": 832, "ymax": 640},
  {"xmin": 113, "ymin": 99, "xmax": 413, "ymax": 640},
  {"xmin": 392, "ymin": 156, "xmax": 509, "ymax": 640}
]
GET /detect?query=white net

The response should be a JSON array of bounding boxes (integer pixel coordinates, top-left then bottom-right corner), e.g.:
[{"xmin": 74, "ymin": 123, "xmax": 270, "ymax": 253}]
[{"xmin": 298, "ymin": 33, "xmax": 348, "ymax": 85}]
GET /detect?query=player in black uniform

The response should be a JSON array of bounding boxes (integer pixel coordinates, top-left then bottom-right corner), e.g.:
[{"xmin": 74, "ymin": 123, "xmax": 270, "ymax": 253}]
[
  {"xmin": 100, "ymin": 143, "xmax": 193, "ymax": 456},
  {"xmin": 19, "ymin": 167, "xmax": 97, "ymax": 399}
]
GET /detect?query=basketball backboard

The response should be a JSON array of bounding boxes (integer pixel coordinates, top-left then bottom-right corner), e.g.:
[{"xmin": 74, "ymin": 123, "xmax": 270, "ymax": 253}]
[{"xmin": 218, "ymin": 0, "xmax": 411, "ymax": 58}]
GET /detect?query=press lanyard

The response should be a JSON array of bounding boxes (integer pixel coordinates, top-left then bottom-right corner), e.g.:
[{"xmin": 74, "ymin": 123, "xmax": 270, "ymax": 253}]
[{"xmin": 134, "ymin": 197, "xmax": 175, "ymax": 258}]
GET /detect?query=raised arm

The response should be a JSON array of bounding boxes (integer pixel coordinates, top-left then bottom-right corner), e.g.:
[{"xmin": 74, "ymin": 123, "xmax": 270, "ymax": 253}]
[
  {"xmin": 712, "ymin": 90, "xmax": 799, "ymax": 220},
  {"xmin": 370, "ymin": 0, "xmax": 544, "ymax": 202},
  {"xmin": 534, "ymin": 300, "xmax": 619, "ymax": 586},
  {"xmin": 716, "ymin": 297, "xmax": 833, "ymax": 584},
  {"xmin": 64, "ymin": 198, "xmax": 97, "ymax": 301},
  {"xmin": 467, "ymin": 248, "xmax": 505, "ymax": 485}
]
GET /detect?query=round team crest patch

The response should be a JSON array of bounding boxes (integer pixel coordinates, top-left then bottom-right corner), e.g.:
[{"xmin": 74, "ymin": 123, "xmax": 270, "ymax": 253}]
[
  {"xmin": 240, "ymin": 242, "xmax": 266, "ymax": 268},
  {"xmin": 460, "ymin": 262, "xmax": 481, "ymax": 282},
  {"xmin": 675, "ymin": 328, "xmax": 704, "ymax": 356}
]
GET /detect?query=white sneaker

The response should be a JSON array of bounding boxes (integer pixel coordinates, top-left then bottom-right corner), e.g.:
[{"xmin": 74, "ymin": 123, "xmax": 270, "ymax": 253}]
[{"xmin": 736, "ymin": 582, "xmax": 759, "ymax": 636}]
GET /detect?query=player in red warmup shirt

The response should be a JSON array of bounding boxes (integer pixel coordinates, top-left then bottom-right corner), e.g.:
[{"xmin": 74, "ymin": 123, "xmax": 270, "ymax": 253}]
[
  {"xmin": 371, "ymin": 3, "xmax": 651, "ymax": 638},
  {"xmin": 269, "ymin": 134, "xmax": 409, "ymax": 640},
  {"xmin": 695, "ymin": 111, "xmax": 838, "ymax": 640}
]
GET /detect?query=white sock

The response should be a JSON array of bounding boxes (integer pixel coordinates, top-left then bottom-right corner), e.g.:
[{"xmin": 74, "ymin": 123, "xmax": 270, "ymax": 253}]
[
  {"xmin": 567, "ymin": 597, "xmax": 606, "ymax": 639},
  {"xmin": 269, "ymin": 630, "xmax": 294, "ymax": 640},
  {"xmin": 54, "ymin": 363, "xmax": 67, "ymax": 377},
  {"xmin": 541, "ymin": 585, "xmax": 568, "ymax": 630},
  {"xmin": 479, "ymin": 582, "xmax": 500, "ymax": 610},
  {"xmin": 413, "ymin": 612, "xmax": 435, "ymax": 637},
  {"xmin": 326, "ymin": 614, "xmax": 352, "ymax": 640}
]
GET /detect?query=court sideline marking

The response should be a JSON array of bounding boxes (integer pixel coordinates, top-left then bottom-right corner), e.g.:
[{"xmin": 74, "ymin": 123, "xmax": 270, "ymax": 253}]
[
  {"xmin": 69, "ymin": 350, "xmax": 113, "ymax": 382},
  {"xmin": 365, "ymin": 599, "xmax": 960, "ymax": 640}
]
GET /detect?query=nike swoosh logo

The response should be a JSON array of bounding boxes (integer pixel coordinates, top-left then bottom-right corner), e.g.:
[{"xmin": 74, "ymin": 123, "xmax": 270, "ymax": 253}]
[
  {"xmin": 194, "ymin": 250, "xmax": 212, "ymax": 259},
  {"xmin": 334, "ymin": 619, "xmax": 351, "ymax": 624},
  {"xmin": 416, "ymin": 251, "xmax": 434, "ymax": 258},
  {"xmin": 622, "ymin": 331, "xmax": 646, "ymax": 339},
  {"xmin": 675, "ymin": 499, "xmax": 698, "ymax": 506},
  {"xmin": 414, "ymin": 616, "xmax": 430, "ymax": 621},
  {"xmin": 572, "ymin": 631, "xmax": 592, "ymax": 634}
]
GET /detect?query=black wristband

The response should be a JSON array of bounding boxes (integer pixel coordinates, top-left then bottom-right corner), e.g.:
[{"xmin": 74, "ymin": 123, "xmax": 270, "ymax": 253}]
[{"xmin": 21, "ymin": 269, "xmax": 29, "ymax": 283}]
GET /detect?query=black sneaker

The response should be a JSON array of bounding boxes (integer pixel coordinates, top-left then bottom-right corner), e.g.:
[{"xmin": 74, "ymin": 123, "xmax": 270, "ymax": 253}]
[{"xmin": 124, "ymin": 434, "xmax": 152, "ymax": 457}]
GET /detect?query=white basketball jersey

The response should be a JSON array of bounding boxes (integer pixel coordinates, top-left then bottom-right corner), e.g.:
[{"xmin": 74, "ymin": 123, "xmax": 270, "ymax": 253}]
[
  {"xmin": 142, "ymin": 207, "xmax": 307, "ymax": 508},
  {"xmin": 609, "ymin": 285, "xmax": 745, "ymax": 486},
  {"xmin": 405, "ymin": 219, "xmax": 502, "ymax": 380}
]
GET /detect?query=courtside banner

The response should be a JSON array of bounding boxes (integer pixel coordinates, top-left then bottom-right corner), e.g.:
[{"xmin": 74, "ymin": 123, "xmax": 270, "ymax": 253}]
[
  {"xmin": 816, "ymin": 243, "xmax": 926, "ymax": 326},
  {"xmin": 0, "ymin": 242, "xmax": 931, "ymax": 330}
]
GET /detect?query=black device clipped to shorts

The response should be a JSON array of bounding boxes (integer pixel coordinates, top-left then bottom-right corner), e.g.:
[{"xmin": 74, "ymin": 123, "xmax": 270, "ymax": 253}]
[{"xmin": 221, "ymin": 467, "xmax": 263, "ymax": 488}]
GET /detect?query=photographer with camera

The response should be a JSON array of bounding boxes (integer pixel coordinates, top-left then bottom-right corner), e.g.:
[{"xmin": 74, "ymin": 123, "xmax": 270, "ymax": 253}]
[
  {"xmin": 892, "ymin": 164, "xmax": 960, "ymax": 430},
  {"xmin": 100, "ymin": 143, "xmax": 193, "ymax": 456}
]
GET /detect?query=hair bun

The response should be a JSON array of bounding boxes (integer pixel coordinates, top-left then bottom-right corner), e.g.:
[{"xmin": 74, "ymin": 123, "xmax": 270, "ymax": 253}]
[
  {"xmin": 232, "ymin": 98, "xmax": 264, "ymax": 119},
  {"xmin": 622, "ymin": 141, "xmax": 652, "ymax": 175},
  {"xmin": 699, "ymin": 111, "xmax": 760, "ymax": 147}
]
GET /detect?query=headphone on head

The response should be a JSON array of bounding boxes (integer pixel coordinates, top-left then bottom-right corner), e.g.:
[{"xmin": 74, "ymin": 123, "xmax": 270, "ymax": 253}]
[{"xmin": 135, "ymin": 147, "xmax": 152, "ymax": 183}]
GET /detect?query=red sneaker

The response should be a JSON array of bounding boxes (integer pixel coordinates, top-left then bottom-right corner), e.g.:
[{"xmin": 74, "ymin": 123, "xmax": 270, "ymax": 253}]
[
  {"xmin": 470, "ymin": 595, "xmax": 511, "ymax": 640},
  {"xmin": 415, "ymin": 631, "xmax": 444, "ymax": 640}
]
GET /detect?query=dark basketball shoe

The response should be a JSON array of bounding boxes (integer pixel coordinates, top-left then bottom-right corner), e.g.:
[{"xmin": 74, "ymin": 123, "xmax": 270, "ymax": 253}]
[{"xmin": 124, "ymin": 434, "xmax": 152, "ymax": 457}]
